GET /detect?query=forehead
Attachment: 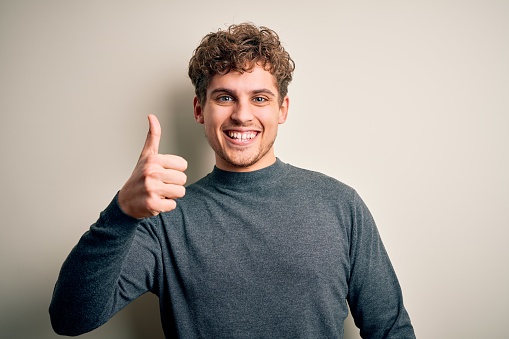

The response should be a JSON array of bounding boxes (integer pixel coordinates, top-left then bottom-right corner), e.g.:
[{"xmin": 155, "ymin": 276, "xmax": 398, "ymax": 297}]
[{"xmin": 207, "ymin": 65, "xmax": 278, "ymax": 96}]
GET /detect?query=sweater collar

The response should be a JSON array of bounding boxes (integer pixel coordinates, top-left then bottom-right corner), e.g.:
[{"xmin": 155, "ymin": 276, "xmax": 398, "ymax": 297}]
[{"xmin": 207, "ymin": 158, "xmax": 287, "ymax": 189}]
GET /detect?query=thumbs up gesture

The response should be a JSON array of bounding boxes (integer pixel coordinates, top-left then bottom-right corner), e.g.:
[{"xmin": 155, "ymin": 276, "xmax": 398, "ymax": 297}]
[{"xmin": 118, "ymin": 115, "xmax": 188, "ymax": 219}]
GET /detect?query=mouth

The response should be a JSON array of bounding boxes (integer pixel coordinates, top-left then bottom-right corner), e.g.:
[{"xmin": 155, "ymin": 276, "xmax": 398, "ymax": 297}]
[{"xmin": 224, "ymin": 130, "xmax": 259, "ymax": 142}]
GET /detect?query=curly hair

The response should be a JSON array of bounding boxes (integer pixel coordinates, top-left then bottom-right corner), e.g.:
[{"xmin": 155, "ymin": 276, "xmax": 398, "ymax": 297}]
[{"xmin": 188, "ymin": 23, "xmax": 295, "ymax": 106}]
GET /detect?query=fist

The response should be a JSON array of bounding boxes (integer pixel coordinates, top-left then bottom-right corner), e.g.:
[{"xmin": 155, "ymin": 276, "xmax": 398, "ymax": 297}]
[{"xmin": 118, "ymin": 115, "xmax": 187, "ymax": 219}]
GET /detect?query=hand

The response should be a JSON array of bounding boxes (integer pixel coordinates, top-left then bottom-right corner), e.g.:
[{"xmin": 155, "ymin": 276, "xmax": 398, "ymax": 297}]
[{"xmin": 118, "ymin": 115, "xmax": 187, "ymax": 219}]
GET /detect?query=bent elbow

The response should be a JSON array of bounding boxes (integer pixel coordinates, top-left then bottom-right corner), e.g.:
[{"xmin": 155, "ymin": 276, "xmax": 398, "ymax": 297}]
[{"xmin": 49, "ymin": 302, "xmax": 102, "ymax": 336}]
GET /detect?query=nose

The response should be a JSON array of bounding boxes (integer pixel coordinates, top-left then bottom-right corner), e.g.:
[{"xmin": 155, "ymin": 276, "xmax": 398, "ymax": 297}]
[{"xmin": 230, "ymin": 101, "xmax": 253, "ymax": 124}]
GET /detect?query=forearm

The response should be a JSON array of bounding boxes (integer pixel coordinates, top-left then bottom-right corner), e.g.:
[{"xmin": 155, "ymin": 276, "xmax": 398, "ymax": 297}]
[
  {"xmin": 348, "ymin": 253, "xmax": 415, "ymax": 339},
  {"xmin": 348, "ymin": 192, "xmax": 415, "ymax": 338},
  {"xmin": 49, "ymin": 194, "xmax": 141, "ymax": 336}
]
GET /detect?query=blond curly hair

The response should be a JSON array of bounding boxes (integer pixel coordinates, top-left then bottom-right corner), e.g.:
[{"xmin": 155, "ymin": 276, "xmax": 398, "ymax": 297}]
[{"xmin": 188, "ymin": 23, "xmax": 295, "ymax": 106}]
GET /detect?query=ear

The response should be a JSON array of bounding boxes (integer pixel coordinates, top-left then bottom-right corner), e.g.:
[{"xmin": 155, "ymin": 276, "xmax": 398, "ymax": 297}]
[
  {"xmin": 278, "ymin": 96, "xmax": 289, "ymax": 124},
  {"xmin": 193, "ymin": 97, "xmax": 204, "ymax": 124}
]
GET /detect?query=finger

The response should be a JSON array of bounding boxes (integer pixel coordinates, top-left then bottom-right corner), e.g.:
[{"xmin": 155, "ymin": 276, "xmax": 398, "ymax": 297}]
[
  {"xmin": 161, "ymin": 184, "xmax": 186, "ymax": 199},
  {"xmin": 141, "ymin": 114, "xmax": 161, "ymax": 157},
  {"xmin": 152, "ymin": 184, "xmax": 186, "ymax": 201},
  {"xmin": 147, "ymin": 198, "xmax": 177, "ymax": 215},
  {"xmin": 159, "ymin": 199, "xmax": 177, "ymax": 213},
  {"xmin": 159, "ymin": 169, "xmax": 187, "ymax": 186},
  {"xmin": 158, "ymin": 154, "xmax": 188, "ymax": 172}
]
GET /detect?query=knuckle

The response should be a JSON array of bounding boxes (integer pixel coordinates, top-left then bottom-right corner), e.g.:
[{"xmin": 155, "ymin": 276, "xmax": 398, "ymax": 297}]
[
  {"xmin": 142, "ymin": 165, "xmax": 160, "ymax": 180},
  {"xmin": 145, "ymin": 192, "xmax": 162, "ymax": 212},
  {"xmin": 142, "ymin": 178, "xmax": 154, "ymax": 193},
  {"xmin": 142, "ymin": 155, "xmax": 161, "ymax": 170},
  {"xmin": 146, "ymin": 154, "xmax": 160, "ymax": 164},
  {"xmin": 144, "ymin": 197, "xmax": 157, "ymax": 212}
]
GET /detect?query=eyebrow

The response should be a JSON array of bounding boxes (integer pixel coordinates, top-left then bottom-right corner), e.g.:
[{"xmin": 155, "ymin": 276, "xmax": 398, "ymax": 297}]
[
  {"xmin": 209, "ymin": 88, "xmax": 235, "ymax": 97},
  {"xmin": 252, "ymin": 89, "xmax": 276, "ymax": 97},
  {"xmin": 209, "ymin": 87, "xmax": 276, "ymax": 98}
]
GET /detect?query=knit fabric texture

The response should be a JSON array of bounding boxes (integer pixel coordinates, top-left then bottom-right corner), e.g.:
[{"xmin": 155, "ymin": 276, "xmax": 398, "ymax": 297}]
[{"xmin": 50, "ymin": 159, "xmax": 415, "ymax": 338}]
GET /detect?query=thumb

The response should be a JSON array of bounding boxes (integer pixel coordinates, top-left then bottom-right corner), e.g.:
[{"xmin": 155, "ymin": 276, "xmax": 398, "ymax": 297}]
[{"xmin": 141, "ymin": 114, "xmax": 161, "ymax": 156}]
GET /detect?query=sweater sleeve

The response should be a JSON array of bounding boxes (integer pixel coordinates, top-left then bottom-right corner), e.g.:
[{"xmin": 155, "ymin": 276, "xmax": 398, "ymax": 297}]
[
  {"xmin": 49, "ymin": 194, "xmax": 162, "ymax": 336},
  {"xmin": 347, "ymin": 192, "xmax": 415, "ymax": 339}
]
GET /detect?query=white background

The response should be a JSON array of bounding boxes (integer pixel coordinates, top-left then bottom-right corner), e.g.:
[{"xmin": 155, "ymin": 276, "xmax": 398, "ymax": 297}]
[{"xmin": 1, "ymin": 1, "xmax": 508, "ymax": 338}]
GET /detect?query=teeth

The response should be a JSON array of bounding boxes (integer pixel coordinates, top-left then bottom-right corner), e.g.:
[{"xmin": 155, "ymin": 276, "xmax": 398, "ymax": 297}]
[{"xmin": 227, "ymin": 131, "xmax": 257, "ymax": 140}]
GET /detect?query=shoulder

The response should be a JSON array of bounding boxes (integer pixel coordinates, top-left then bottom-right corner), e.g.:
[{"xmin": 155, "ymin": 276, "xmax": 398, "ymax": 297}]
[{"xmin": 282, "ymin": 162, "xmax": 356, "ymax": 197}]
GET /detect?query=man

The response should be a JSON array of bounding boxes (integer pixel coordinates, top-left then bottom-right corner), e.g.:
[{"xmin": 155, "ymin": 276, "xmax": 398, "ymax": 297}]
[{"xmin": 50, "ymin": 23, "xmax": 415, "ymax": 338}]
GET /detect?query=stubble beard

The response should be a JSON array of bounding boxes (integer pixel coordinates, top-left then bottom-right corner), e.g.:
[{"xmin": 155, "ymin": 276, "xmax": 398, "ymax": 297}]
[{"xmin": 206, "ymin": 131, "xmax": 277, "ymax": 169}]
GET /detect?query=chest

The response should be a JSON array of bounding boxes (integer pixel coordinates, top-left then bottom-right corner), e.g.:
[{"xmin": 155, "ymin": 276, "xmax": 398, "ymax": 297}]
[{"xmin": 167, "ymin": 191, "xmax": 351, "ymax": 297}]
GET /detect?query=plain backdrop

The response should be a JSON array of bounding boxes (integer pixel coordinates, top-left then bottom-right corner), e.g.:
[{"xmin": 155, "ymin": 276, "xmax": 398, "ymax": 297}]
[{"xmin": 1, "ymin": 1, "xmax": 508, "ymax": 338}]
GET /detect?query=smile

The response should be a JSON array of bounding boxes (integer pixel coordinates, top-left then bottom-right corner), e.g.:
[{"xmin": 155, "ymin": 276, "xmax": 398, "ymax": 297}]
[{"xmin": 225, "ymin": 131, "xmax": 258, "ymax": 141}]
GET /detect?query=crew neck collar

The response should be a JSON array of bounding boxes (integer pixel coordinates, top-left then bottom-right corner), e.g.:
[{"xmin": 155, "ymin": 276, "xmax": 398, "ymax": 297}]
[{"xmin": 207, "ymin": 158, "xmax": 287, "ymax": 189}]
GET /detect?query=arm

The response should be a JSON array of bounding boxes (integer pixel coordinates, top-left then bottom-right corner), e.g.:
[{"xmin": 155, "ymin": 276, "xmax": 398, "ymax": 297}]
[
  {"xmin": 347, "ymin": 192, "xmax": 415, "ymax": 339},
  {"xmin": 49, "ymin": 115, "xmax": 187, "ymax": 335},
  {"xmin": 49, "ymin": 196, "xmax": 159, "ymax": 335}
]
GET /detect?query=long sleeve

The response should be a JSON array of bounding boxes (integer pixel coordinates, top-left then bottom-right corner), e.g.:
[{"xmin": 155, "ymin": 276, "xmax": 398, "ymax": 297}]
[
  {"xmin": 49, "ymin": 194, "xmax": 162, "ymax": 336},
  {"xmin": 347, "ymin": 192, "xmax": 415, "ymax": 339}
]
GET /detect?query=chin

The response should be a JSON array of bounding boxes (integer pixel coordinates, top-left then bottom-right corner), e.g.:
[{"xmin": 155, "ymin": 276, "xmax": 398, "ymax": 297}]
[{"xmin": 224, "ymin": 155, "xmax": 260, "ymax": 168}]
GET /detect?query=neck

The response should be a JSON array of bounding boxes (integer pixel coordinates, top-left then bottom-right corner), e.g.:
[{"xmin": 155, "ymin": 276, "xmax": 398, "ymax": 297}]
[{"xmin": 215, "ymin": 150, "xmax": 277, "ymax": 173}]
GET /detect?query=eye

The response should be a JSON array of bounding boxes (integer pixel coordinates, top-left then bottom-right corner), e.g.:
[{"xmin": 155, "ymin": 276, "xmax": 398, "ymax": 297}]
[
  {"xmin": 253, "ymin": 97, "xmax": 267, "ymax": 103},
  {"xmin": 218, "ymin": 95, "xmax": 233, "ymax": 102}
]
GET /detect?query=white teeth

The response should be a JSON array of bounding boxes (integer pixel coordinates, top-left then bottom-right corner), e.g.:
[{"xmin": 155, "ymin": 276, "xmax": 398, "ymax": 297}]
[{"xmin": 227, "ymin": 131, "xmax": 257, "ymax": 140}]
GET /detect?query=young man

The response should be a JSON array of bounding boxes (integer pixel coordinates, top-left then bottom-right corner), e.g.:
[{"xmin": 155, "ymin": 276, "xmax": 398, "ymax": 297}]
[{"xmin": 50, "ymin": 23, "xmax": 415, "ymax": 338}]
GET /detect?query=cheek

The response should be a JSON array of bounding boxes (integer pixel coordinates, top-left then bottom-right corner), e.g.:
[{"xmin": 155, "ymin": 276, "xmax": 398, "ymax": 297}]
[
  {"xmin": 204, "ymin": 115, "xmax": 220, "ymax": 130},
  {"xmin": 262, "ymin": 112, "xmax": 283, "ymax": 129},
  {"xmin": 203, "ymin": 114, "xmax": 224, "ymax": 138},
  {"xmin": 205, "ymin": 108, "xmax": 231, "ymax": 129}
]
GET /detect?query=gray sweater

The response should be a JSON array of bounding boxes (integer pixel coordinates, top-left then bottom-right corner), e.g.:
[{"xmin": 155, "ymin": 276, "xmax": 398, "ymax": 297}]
[{"xmin": 50, "ymin": 159, "xmax": 415, "ymax": 338}]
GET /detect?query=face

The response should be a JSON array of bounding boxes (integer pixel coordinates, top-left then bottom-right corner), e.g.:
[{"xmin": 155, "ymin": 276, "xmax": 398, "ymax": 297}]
[{"xmin": 194, "ymin": 64, "xmax": 289, "ymax": 172}]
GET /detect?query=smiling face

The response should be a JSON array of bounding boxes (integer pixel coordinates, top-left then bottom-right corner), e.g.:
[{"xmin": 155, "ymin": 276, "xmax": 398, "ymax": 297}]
[{"xmin": 194, "ymin": 64, "xmax": 289, "ymax": 172}]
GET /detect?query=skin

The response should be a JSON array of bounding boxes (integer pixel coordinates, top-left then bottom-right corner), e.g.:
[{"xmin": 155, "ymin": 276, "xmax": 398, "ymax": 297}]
[
  {"xmin": 118, "ymin": 115, "xmax": 188, "ymax": 219},
  {"xmin": 118, "ymin": 64, "xmax": 288, "ymax": 218},
  {"xmin": 193, "ymin": 64, "xmax": 289, "ymax": 172}
]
